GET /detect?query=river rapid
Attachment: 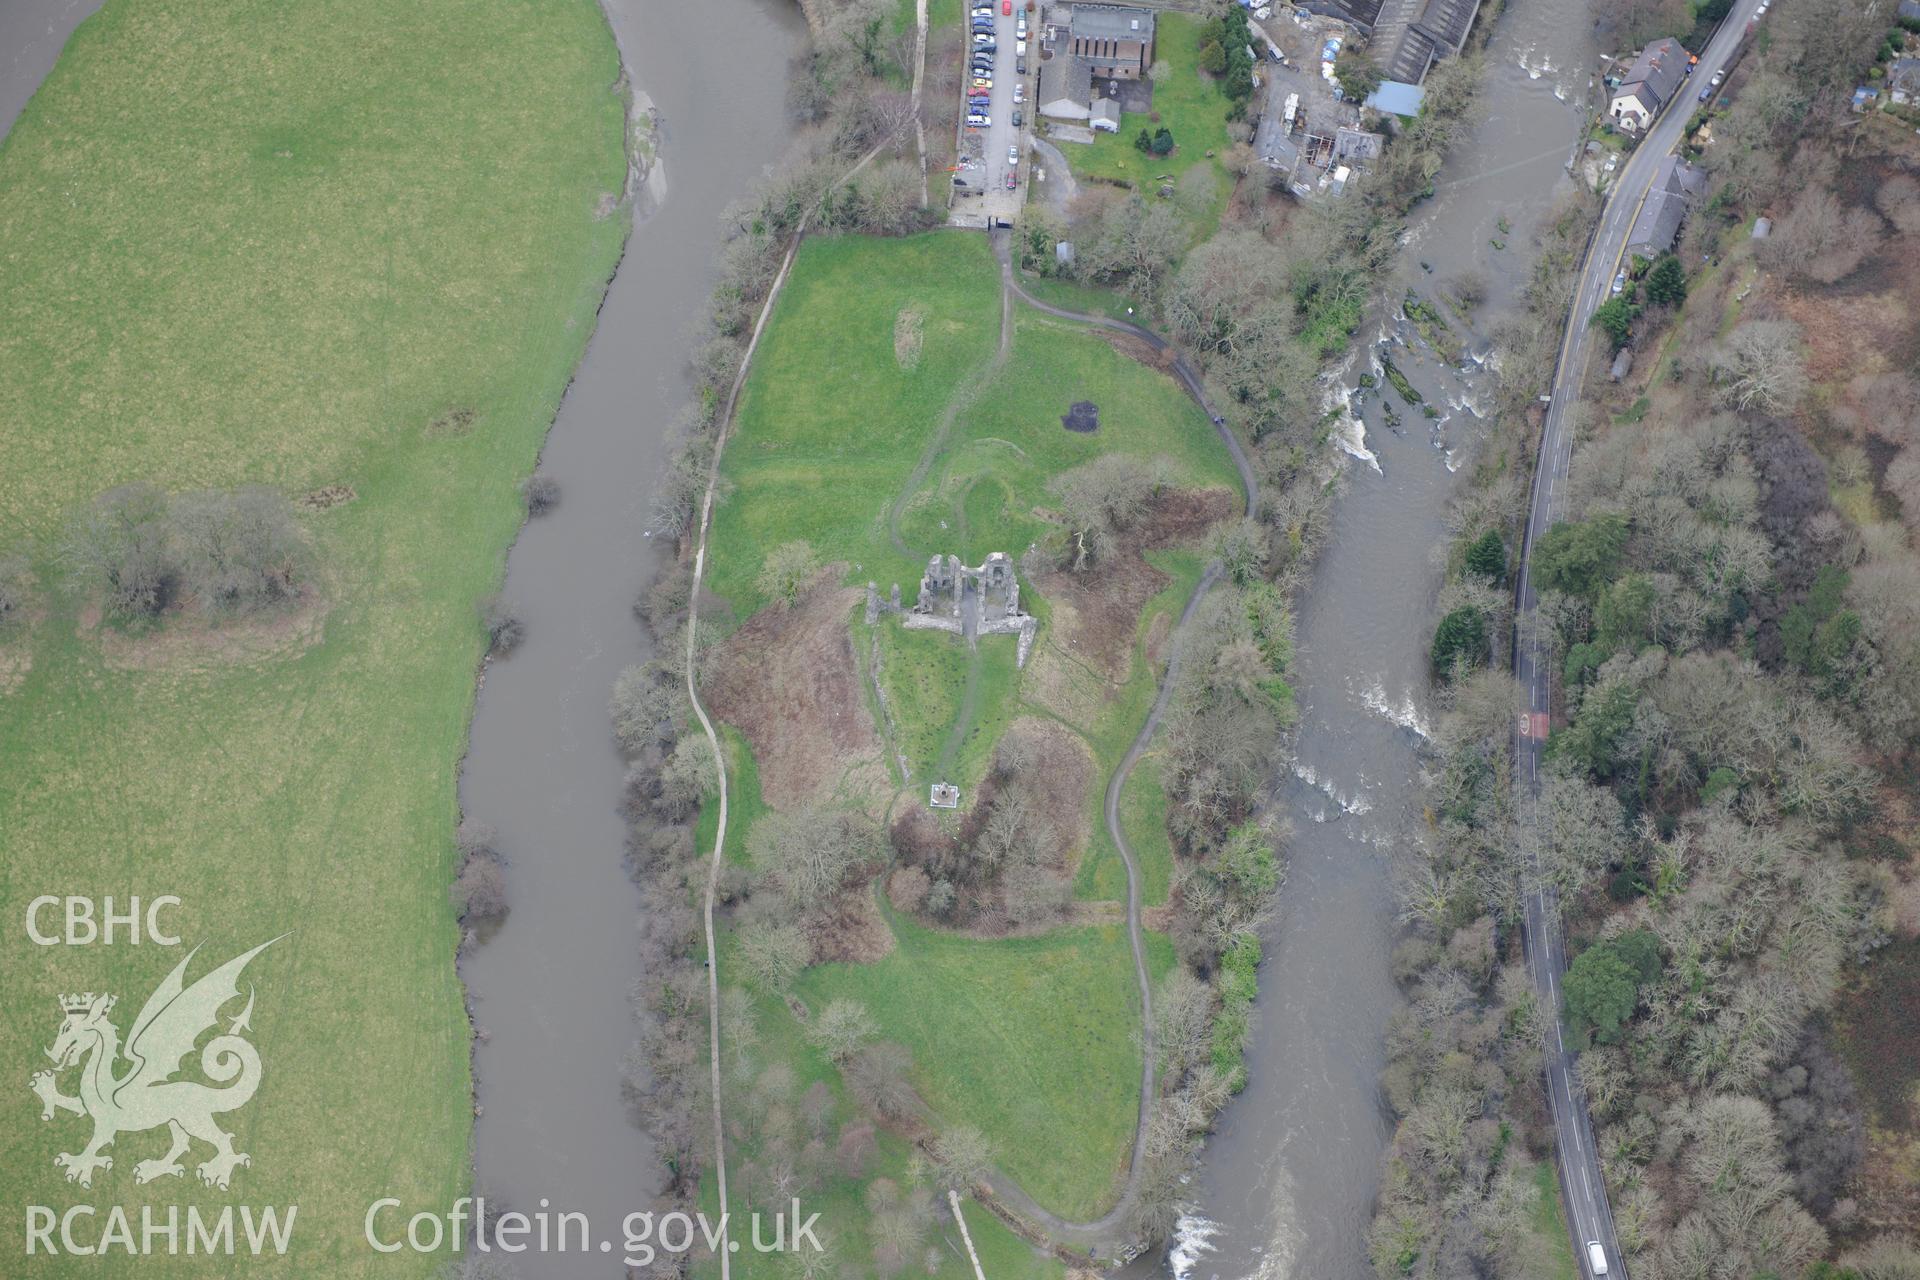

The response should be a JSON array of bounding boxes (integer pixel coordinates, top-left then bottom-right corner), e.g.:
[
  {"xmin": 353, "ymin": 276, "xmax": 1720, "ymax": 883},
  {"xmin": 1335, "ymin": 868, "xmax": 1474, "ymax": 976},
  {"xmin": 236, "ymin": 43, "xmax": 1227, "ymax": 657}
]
[
  {"xmin": 456, "ymin": 1, "xmax": 801, "ymax": 1275},
  {"xmin": 1165, "ymin": 1, "xmax": 1597, "ymax": 1276}
]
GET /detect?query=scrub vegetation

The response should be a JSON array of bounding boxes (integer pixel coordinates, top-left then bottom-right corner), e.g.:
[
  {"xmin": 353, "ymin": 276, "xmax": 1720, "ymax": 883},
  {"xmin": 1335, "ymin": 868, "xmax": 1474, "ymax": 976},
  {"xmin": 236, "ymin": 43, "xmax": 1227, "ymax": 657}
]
[
  {"xmin": 1373, "ymin": 4, "xmax": 1920, "ymax": 1273},
  {"xmin": 0, "ymin": 0, "xmax": 628, "ymax": 1271}
]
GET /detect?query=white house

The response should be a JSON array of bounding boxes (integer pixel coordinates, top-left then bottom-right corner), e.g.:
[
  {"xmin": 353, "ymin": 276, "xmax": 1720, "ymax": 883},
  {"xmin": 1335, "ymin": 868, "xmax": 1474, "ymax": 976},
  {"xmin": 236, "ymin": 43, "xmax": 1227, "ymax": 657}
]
[{"xmin": 1609, "ymin": 37, "xmax": 1687, "ymax": 133}]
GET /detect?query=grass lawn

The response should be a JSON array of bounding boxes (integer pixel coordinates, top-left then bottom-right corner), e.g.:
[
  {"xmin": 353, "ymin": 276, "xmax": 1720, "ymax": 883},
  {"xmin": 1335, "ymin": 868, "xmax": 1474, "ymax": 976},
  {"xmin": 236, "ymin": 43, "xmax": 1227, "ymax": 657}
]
[
  {"xmin": 796, "ymin": 914, "xmax": 1174, "ymax": 1221},
  {"xmin": 1513, "ymin": 1159, "xmax": 1581, "ymax": 1280},
  {"xmin": 707, "ymin": 233, "xmax": 1004, "ymax": 616},
  {"xmin": 694, "ymin": 950, "xmax": 1064, "ymax": 1280},
  {"xmin": 1065, "ymin": 15, "xmax": 1235, "ymax": 221},
  {"xmin": 0, "ymin": 0, "xmax": 626, "ymax": 1272}
]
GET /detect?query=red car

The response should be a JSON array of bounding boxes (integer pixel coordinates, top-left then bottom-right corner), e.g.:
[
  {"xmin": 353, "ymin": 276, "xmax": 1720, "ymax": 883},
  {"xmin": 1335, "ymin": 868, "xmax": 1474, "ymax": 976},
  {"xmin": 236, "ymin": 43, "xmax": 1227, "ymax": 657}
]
[{"xmin": 1002, "ymin": 0, "xmax": 1012, "ymax": 13}]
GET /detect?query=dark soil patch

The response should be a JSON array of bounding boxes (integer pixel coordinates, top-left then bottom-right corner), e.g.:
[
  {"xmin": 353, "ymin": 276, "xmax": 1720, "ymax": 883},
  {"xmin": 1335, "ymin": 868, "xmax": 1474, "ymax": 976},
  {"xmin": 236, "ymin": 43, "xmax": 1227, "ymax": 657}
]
[
  {"xmin": 702, "ymin": 571, "xmax": 887, "ymax": 811},
  {"xmin": 426, "ymin": 406, "xmax": 477, "ymax": 437},
  {"xmin": 1035, "ymin": 486, "xmax": 1237, "ymax": 680},
  {"xmin": 1836, "ymin": 935, "xmax": 1920, "ymax": 1127},
  {"xmin": 1062, "ymin": 400, "xmax": 1100, "ymax": 433},
  {"xmin": 1098, "ymin": 328, "xmax": 1176, "ymax": 374},
  {"xmin": 298, "ymin": 483, "xmax": 356, "ymax": 511}
]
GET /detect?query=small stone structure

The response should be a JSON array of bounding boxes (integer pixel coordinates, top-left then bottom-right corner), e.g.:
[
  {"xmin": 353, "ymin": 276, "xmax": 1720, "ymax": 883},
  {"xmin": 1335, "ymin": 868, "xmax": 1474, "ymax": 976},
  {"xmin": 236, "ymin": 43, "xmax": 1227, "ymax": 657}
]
[
  {"xmin": 866, "ymin": 550, "xmax": 1039, "ymax": 667},
  {"xmin": 930, "ymin": 782, "xmax": 961, "ymax": 809}
]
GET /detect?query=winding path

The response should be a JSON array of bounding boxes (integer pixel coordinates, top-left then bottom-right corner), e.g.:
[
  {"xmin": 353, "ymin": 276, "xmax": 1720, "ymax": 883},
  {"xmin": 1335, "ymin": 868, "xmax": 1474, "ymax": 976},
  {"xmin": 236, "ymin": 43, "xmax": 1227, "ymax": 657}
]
[{"xmin": 963, "ymin": 232, "xmax": 1259, "ymax": 1254}]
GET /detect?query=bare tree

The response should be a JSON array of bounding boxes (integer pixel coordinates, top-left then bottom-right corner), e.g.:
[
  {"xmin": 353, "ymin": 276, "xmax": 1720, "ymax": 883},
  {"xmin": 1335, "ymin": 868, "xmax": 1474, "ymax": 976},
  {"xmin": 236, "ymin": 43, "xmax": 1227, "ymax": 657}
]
[
  {"xmin": 847, "ymin": 1040, "xmax": 916, "ymax": 1119},
  {"xmin": 757, "ymin": 539, "xmax": 819, "ymax": 608},
  {"xmin": 65, "ymin": 483, "xmax": 176, "ymax": 619},
  {"xmin": 807, "ymin": 997, "xmax": 878, "ymax": 1063},
  {"xmin": 1050, "ymin": 454, "xmax": 1170, "ymax": 570},
  {"xmin": 168, "ymin": 486, "xmax": 307, "ymax": 612},
  {"xmin": 930, "ymin": 1125, "xmax": 993, "ymax": 1193},
  {"xmin": 1712, "ymin": 319, "xmax": 1808, "ymax": 416},
  {"xmin": 738, "ymin": 922, "xmax": 811, "ymax": 993}
]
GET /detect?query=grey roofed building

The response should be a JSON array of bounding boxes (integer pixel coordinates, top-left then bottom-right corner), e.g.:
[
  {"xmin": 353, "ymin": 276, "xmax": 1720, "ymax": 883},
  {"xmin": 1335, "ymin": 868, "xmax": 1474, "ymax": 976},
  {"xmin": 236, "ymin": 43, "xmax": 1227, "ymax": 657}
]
[
  {"xmin": 1625, "ymin": 155, "xmax": 1707, "ymax": 259},
  {"xmin": 1334, "ymin": 126, "xmax": 1385, "ymax": 162},
  {"xmin": 1037, "ymin": 53, "xmax": 1093, "ymax": 119},
  {"xmin": 1610, "ymin": 36, "xmax": 1688, "ymax": 131},
  {"xmin": 1090, "ymin": 96, "xmax": 1122, "ymax": 131},
  {"xmin": 1380, "ymin": 0, "xmax": 1483, "ymax": 83},
  {"xmin": 1067, "ymin": 4, "xmax": 1156, "ymax": 78},
  {"xmin": 1888, "ymin": 58, "xmax": 1920, "ymax": 104}
]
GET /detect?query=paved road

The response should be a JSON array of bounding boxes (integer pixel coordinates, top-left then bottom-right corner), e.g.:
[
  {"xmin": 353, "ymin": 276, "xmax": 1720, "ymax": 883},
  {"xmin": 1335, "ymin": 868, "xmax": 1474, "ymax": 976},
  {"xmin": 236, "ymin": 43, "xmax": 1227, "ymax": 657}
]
[{"xmin": 1511, "ymin": 6, "xmax": 1764, "ymax": 1276}]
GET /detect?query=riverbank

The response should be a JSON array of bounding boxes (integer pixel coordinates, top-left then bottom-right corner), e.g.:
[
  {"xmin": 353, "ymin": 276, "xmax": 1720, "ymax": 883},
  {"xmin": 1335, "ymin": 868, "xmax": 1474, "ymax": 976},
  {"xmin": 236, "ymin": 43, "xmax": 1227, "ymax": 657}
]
[{"xmin": 0, "ymin": 0, "xmax": 628, "ymax": 1270}]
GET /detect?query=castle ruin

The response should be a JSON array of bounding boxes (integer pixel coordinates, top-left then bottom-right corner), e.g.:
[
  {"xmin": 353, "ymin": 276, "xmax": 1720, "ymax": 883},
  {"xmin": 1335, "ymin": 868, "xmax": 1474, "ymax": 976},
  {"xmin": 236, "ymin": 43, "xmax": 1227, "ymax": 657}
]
[{"xmin": 865, "ymin": 551, "xmax": 1038, "ymax": 667}]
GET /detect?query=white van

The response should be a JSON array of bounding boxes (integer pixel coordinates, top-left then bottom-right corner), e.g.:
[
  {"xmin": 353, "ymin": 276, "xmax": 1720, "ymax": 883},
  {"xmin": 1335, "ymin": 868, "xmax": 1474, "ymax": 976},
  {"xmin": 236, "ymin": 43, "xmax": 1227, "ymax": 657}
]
[{"xmin": 1586, "ymin": 1241, "xmax": 1609, "ymax": 1275}]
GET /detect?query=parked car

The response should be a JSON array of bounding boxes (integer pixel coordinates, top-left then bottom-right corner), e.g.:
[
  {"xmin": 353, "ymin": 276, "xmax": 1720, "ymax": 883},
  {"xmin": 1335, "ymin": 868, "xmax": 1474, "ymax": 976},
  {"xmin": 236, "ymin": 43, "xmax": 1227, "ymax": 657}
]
[
  {"xmin": 1012, "ymin": 107, "xmax": 1023, "ymax": 126},
  {"xmin": 973, "ymin": 77, "xmax": 993, "ymax": 88},
  {"xmin": 1612, "ymin": 269, "xmax": 1626, "ymax": 295},
  {"xmin": 966, "ymin": 113, "xmax": 990, "ymax": 127},
  {"xmin": 973, "ymin": 36, "xmax": 996, "ymax": 49},
  {"xmin": 1003, "ymin": 0, "xmax": 1013, "ymax": 13},
  {"xmin": 1006, "ymin": 168, "xmax": 1017, "ymax": 189},
  {"xmin": 1709, "ymin": 68, "xmax": 1724, "ymax": 86},
  {"xmin": 1013, "ymin": 83, "xmax": 1025, "ymax": 103},
  {"xmin": 1008, "ymin": 143, "xmax": 1020, "ymax": 164},
  {"xmin": 1698, "ymin": 83, "xmax": 1713, "ymax": 101},
  {"xmin": 1017, "ymin": 56, "xmax": 1027, "ymax": 73},
  {"xmin": 1017, "ymin": 37, "xmax": 1027, "ymax": 54}
]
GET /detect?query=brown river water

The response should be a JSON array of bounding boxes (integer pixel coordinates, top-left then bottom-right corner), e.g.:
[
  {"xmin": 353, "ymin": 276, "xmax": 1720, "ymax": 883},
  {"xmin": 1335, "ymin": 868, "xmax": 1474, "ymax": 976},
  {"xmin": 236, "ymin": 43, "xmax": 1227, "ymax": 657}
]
[{"xmin": 455, "ymin": 2, "xmax": 802, "ymax": 1275}]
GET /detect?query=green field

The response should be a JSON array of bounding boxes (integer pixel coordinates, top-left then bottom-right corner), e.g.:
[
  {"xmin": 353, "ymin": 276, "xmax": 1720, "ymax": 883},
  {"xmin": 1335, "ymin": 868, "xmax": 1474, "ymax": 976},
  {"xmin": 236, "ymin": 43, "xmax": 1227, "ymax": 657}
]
[
  {"xmin": 1067, "ymin": 14, "xmax": 1235, "ymax": 222},
  {"xmin": 0, "ymin": 0, "xmax": 626, "ymax": 1272},
  {"xmin": 796, "ymin": 915, "xmax": 1175, "ymax": 1221},
  {"xmin": 703, "ymin": 229, "xmax": 1236, "ymax": 1227}
]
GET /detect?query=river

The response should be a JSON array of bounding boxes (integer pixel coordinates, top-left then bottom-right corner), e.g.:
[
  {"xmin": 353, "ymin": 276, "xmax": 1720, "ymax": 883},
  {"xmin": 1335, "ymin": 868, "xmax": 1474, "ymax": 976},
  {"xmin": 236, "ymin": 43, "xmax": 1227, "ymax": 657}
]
[
  {"xmin": 455, "ymin": 1, "xmax": 801, "ymax": 1275},
  {"xmin": 0, "ymin": 0, "xmax": 100, "ymax": 142},
  {"xmin": 1166, "ymin": 2, "xmax": 1596, "ymax": 1277}
]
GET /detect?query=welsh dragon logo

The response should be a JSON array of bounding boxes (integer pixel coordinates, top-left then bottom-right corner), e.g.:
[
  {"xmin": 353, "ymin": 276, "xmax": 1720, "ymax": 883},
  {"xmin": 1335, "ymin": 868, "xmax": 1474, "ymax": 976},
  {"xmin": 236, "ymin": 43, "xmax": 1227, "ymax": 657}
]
[{"xmin": 29, "ymin": 937, "xmax": 283, "ymax": 1191}]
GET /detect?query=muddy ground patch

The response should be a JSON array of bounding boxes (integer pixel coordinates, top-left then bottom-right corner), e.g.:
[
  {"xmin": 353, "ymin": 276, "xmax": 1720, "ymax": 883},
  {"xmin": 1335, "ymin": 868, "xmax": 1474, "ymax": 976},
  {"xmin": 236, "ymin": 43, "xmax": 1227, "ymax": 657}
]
[
  {"xmin": 703, "ymin": 572, "xmax": 890, "ymax": 812},
  {"xmin": 1034, "ymin": 485, "xmax": 1236, "ymax": 681}
]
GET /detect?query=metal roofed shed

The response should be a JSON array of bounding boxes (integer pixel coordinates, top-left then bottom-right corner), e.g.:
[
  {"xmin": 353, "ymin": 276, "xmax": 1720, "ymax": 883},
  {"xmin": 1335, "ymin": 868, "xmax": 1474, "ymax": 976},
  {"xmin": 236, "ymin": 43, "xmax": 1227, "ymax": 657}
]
[{"xmin": 1366, "ymin": 81, "xmax": 1426, "ymax": 116}]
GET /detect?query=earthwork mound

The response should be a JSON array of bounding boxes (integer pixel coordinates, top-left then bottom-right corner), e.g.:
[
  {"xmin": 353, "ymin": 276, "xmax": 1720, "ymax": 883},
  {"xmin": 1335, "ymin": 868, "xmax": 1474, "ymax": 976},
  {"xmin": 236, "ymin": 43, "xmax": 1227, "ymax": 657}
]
[{"xmin": 1062, "ymin": 401, "xmax": 1100, "ymax": 433}]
